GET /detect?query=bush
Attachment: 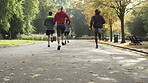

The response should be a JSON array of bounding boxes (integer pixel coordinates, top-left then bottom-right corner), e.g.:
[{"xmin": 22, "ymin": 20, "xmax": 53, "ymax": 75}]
[{"xmin": 17, "ymin": 34, "xmax": 47, "ymax": 41}]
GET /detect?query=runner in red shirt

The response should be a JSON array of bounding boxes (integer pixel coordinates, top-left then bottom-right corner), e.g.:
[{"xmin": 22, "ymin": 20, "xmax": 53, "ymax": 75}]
[{"xmin": 54, "ymin": 6, "xmax": 71, "ymax": 50}]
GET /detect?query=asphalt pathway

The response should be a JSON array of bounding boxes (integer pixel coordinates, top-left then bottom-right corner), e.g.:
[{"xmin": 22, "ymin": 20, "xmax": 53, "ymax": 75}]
[{"xmin": 0, "ymin": 40, "xmax": 148, "ymax": 83}]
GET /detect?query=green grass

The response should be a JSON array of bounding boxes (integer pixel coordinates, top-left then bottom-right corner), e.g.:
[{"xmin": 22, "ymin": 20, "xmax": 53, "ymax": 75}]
[{"xmin": 0, "ymin": 40, "xmax": 45, "ymax": 46}]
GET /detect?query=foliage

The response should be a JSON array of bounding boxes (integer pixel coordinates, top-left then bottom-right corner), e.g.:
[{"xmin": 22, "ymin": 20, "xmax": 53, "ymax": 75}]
[
  {"xmin": 22, "ymin": 0, "xmax": 39, "ymax": 34},
  {"xmin": 17, "ymin": 34, "xmax": 47, "ymax": 40},
  {"xmin": 33, "ymin": 0, "xmax": 56, "ymax": 34},
  {"xmin": 67, "ymin": 9, "xmax": 89, "ymax": 37},
  {"xmin": 126, "ymin": 17, "xmax": 147, "ymax": 37},
  {"xmin": 0, "ymin": 0, "xmax": 39, "ymax": 39},
  {"xmin": 126, "ymin": 1, "xmax": 148, "ymax": 37},
  {"xmin": 0, "ymin": 0, "xmax": 24, "ymax": 38}
]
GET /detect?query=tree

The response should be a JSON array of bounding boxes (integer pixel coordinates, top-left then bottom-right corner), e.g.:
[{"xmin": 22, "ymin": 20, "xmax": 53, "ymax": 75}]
[
  {"xmin": 66, "ymin": 9, "xmax": 89, "ymax": 37},
  {"xmin": 91, "ymin": 0, "xmax": 146, "ymax": 43},
  {"xmin": 126, "ymin": 1, "xmax": 148, "ymax": 37},
  {"xmin": 83, "ymin": 0, "xmax": 118, "ymax": 41},
  {"xmin": 0, "ymin": 0, "xmax": 24, "ymax": 39},
  {"xmin": 33, "ymin": 0, "xmax": 56, "ymax": 34},
  {"xmin": 22, "ymin": 0, "xmax": 39, "ymax": 34},
  {"xmin": 126, "ymin": 17, "xmax": 147, "ymax": 37}
]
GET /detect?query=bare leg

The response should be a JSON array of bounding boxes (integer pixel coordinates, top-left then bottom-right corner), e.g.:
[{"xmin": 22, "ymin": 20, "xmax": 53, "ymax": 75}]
[
  {"xmin": 51, "ymin": 34, "xmax": 53, "ymax": 42},
  {"xmin": 67, "ymin": 35, "xmax": 69, "ymax": 43},
  {"xmin": 61, "ymin": 34, "xmax": 65, "ymax": 45},
  {"xmin": 48, "ymin": 35, "xmax": 50, "ymax": 47},
  {"xmin": 98, "ymin": 33, "xmax": 101, "ymax": 40},
  {"xmin": 95, "ymin": 28, "xmax": 98, "ymax": 48},
  {"xmin": 57, "ymin": 36, "xmax": 60, "ymax": 45},
  {"xmin": 62, "ymin": 34, "xmax": 64, "ymax": 42}
]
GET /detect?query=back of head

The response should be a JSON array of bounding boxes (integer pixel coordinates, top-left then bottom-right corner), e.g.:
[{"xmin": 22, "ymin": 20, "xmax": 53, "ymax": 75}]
[
  {"xmin": 49, "ymin": 12, "xmax": 52, "ymax": 16},
  {"xmin": 58, "ymin": 6, "xmax": 63, "ymax": 11},
  {"xmin": 95, "ymin": 9, "xmax": 100, "ymax": 15}
]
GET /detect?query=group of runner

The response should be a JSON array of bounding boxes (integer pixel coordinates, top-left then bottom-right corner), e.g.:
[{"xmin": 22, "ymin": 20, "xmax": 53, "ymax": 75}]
[
  {"xmin": 44, "ymin": 6, "xmax": 105, "ymax": 50},
  {"xmin": 44, "ymin": 6, "xmax": 71, "ymax": 50}
]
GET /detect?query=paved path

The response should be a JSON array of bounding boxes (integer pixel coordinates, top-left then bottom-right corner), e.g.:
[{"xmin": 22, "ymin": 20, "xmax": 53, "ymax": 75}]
[{"xmin": 0, "ymin": 40, "xmax": 148, "ymax": 83}]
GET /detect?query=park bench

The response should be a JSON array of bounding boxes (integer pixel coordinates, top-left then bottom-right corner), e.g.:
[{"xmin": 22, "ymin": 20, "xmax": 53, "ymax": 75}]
[
  {"xmin": 103, "ymin": 38, "xmax": 109, "ymax": 41},
  {"xmin": 128, "ymin": 36, "xmax": 142, "ymax": 45}
]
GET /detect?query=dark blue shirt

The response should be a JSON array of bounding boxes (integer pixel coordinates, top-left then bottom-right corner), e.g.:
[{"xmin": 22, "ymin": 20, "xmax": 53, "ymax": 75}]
[{"xmin": 44, "ymin": 16, "xmax": 55, "ymax": 30}]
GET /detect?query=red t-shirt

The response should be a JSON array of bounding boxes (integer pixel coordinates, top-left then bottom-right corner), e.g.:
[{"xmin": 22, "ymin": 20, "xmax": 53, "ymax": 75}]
[{"xmin": 54, "ymin": 11, "xmax": 71, "ymax": 25}]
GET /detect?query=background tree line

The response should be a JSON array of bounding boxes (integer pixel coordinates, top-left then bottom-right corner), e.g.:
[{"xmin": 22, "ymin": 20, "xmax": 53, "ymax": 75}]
[{"xmin": 0, "ymin": 0, "xmax": 147, "ymax": 41}]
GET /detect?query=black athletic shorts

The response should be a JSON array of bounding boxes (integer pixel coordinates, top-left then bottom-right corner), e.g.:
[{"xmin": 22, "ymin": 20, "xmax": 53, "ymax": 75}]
[
  {"xmin": 57, "ymin": 24, "xmax": 65, "ymax": 37},
  {"xmin": 64, "ymin": 31, "xmax": 70, "ymax": 36},
  {"xmin": 46, "ymin": 30, "xmax": 54, "ymax": 35}
]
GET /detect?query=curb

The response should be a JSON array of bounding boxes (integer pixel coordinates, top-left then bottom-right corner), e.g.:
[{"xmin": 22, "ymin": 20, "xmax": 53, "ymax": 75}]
[{"xmin": 99, "ymin": 42, "xmax": 148, "ymax": 56}]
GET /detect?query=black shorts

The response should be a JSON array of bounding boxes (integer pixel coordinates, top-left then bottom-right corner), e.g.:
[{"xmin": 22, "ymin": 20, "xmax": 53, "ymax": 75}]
[
  {"xmin": 57, "ymin": 24, "xmax": 65, "ymax": 37},
  {"xmin": 46, "ymin": 30, "xmax": 54, "ymax": 35},
  {"xmin": 64, "ymin": 31, "xmax": 70, "ymax": 36}
]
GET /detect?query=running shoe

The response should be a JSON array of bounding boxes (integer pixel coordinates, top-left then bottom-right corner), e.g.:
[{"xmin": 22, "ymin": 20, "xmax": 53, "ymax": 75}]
[
  {"xmin": 62, "ymin": 42, "xmax": 65, "ymax": 45},
  {"xmin": 57, "ymin": 45, "xmax": 61, "ymax": 50},
  {"xmin": 51, "ymin": 38, "xmax": 53, "ymax": 42},
  {"xmin": 65, "ymin": 41, "xmax": 66, "ymax": 45}
]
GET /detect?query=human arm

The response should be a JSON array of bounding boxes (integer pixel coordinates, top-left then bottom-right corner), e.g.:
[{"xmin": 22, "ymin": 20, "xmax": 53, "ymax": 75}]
[
  {"xmin": 44, "ymin": 18, "xmax": 47, "ymax": 26},
  {"xmin": 65, "ymin": 13, "xmax": 71, "ymax": 25},
  {"xmin": 102, "ymin": 16, "xmax": 105, "ymax": 24},
  {"xmin": 89, "ymin": 16, "xmax": 94, "ymax": 30}
]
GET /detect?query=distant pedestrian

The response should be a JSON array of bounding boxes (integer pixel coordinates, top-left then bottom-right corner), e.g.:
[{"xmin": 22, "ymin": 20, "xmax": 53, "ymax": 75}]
[
  {"xmin": 64, "ymin": 19, "xmax": 71, "ymax": 44},
  {"xmin": 44, "ymin": 11, "xmax": 55, "ymax": 47},
  {"xmin": 54, "ymin": 6, "xmax": 71, "ymax": 50},
  {"xmin": 89, "ymin": 9, "xmax": 105, "ymax": 48}
]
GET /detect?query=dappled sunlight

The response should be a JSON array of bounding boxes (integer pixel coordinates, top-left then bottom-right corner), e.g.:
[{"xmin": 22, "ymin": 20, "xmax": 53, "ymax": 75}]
[
  {"xmin": 118, "ymin": 58, "xmax": 147, "ymax": 66},
  {"xmin": 89, "ymin": 59, "xmax": 106, "ymax": 62},
  {"xmin": 96, "ymin": 77, "xmax": 118, "ymax": 82},
  {"xmin": 112, "ymin": 57, "xmax": 124, "ymax": 60}
]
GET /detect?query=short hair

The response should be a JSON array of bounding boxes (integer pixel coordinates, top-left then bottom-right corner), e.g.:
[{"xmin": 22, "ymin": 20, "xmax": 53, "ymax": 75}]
[
  {"xmin": 49, "ymin": 12, "xmax": 52, "ymax": 16},
  {"xmin": 95, "ymin": 9, "xmax": 100, "ymax": 15},
  {"xmin": 58, "ymin": 6, "xmax": 63, "ymax": 11}
]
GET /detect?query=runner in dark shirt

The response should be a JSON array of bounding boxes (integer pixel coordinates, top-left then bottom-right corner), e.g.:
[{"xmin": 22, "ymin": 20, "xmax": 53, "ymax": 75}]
[
  {"xmin": 44, "ymin": 12, "xmax": 55, "ymax": 47},
  {"xmin": 90, "ymin": 9, "xmax": 105, "ymax": 48},
  {"xmin": 64, "ymin": 19, "xmax": 71, "ymax": 44}
]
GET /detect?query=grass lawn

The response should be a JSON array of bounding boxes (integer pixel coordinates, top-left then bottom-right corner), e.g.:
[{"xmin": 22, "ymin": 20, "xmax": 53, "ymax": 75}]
[{"xmin": 0, "ymin": 40, "xmax": 45, "ymax": 46}]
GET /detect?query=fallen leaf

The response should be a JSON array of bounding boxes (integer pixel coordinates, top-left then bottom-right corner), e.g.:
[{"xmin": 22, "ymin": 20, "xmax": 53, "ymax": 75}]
[
  {"xmin": 89, "ymin": 71, "xmax": 94, "ymax": 73},
  {"xmin": 56, "ymin": 78, "xmax": 62, "ymax": 80},
  {"xmin": 31, "ymin": 74, "xmax": 41, "ymax": 78},
  {"xmin": 3, "ymin": 76, "xmax": 10, "ymax": 81},
  {"xmin": 10, "ymin": 73, "xmax": 15, "ymax": 76},
  {"xmin": 20, "ymin": 68, "xmax": 23, "ymax": 70},
  {"xmin": 22, "ymin": 61, "xmax": 26, "ymax": 63},
  {"xmin": 0, "ymin": 70, "xmax": 3, "ymax": 72},
  {"xmin": 127, "ymin": 68, "xmax": 133, "ymax": 72},
  {"xmin": 5, "ymin": 66, "xmax": 9, "ymax": 68},
  {"xmin": 32, "ymin": 54, "xmax": 35, "ymax": 56},
  {"xmin": 92, "ymin": 74, "xmax": 99, "ymax": 77},
  {"xmin": 10, "ymin": 68, "xmax": 15, "ymax": 70},
  {"xmin": 108, "ymin": 67, "xmax": 112, "ymax": 70}
]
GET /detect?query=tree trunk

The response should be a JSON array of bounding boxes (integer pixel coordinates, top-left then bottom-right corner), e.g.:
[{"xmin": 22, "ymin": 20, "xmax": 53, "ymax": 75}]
[
  {"xmin": 120, "ymin": 15, "xmax": 126, "ymax": 43},
  {"xmin": 109, "ymin": 20, "xmax": 113, "ymax": 42}
]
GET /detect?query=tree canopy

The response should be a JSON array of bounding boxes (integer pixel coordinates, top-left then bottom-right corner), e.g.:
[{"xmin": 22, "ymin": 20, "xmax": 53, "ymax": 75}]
[{"xmin": 0, "ymin": 0, "xmax": 147, "ymax": 40}]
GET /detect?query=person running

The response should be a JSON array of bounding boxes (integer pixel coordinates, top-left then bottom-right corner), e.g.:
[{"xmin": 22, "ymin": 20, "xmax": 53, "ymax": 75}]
[
  {"xmin": 89, "ymin": 9, "xmax": 105, "ymax": 49},
  {"xmin": 64, "ymin": 19, "xmax": 71, "ymax": 44},
  {"xmin": 54, "ymin": 6, "xmax": 71, "ymax": 50},
  {"xmin": 44, "ymin": 11, "xmax": 55, "ymax": 47}
]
